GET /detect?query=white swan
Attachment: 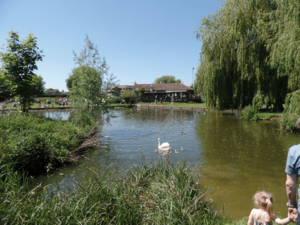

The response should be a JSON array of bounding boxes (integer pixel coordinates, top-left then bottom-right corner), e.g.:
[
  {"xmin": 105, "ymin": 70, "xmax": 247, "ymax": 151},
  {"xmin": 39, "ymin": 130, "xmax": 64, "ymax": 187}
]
[{"xmin": 158, "ymin": 138, "xmax": 171, "ymax": 153}]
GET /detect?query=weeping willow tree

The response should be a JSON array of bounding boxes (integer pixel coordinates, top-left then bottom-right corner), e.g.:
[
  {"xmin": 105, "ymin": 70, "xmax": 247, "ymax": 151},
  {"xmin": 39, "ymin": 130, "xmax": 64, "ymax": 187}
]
[{"xmin": 195, "ymin": 0, "xmax": 300, "ymax": 111}]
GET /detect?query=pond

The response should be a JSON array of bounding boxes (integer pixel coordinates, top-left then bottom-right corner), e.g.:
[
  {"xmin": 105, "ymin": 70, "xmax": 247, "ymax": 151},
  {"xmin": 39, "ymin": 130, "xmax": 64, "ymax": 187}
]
[
  {"xmin": 33, "ymin": 108, "xmax": 300, "ymax": 220},
  {"xmin": 31, "ymin": 110, "xmax": 71, "ymax": 121}
]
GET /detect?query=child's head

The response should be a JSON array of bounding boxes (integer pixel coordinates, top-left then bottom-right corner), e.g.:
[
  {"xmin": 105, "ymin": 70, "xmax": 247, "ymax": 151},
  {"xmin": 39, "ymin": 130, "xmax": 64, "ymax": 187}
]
[{"xmin": 253, "ymin": 191, "xmax": 273, "ymax": 218}]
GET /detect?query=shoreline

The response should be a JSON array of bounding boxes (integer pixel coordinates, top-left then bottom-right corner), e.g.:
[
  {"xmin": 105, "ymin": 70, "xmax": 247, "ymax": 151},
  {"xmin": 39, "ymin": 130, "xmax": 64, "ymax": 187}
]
[
  {"xmin": 0, "ymin": 107, "xmax": 72, "ymax": 113},
  {"xmin": 136, "ymin": 104, "xmax": 282, "ymax": 120},
  {"xmin": 136, "ymin": 104, "xmax": 207, "ymax": 111}
]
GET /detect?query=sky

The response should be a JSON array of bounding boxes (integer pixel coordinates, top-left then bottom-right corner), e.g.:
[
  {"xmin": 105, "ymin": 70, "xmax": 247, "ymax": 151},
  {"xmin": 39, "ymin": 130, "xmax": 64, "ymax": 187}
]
[{"xmin": 0, "ymin": 0, "xmax": 222, "ymax": 91}]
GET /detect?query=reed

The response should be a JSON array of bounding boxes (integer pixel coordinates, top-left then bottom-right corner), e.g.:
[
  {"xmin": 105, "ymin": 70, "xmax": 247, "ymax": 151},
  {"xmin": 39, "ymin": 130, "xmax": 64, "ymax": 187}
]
[{"xmin": 0, "ymin": 160, "xmax": 239, "ymax": 224}]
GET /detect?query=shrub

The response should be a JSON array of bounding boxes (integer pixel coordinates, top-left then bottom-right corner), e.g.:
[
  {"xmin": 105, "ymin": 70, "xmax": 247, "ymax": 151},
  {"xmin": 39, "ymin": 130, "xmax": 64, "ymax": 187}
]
[
  {"xmin": 278, "ymin": 90, "xmax": 300, "ymax": 131},
  {"xmin": 279, "ymin": 113, "xmax": 299, "ymax": 131},
  {"xmin": 108, "ymin": 97, "xmax": 121, "ymax": 104},
  {"xmin": 0, "ymin": 113, "xmax": 95, "ymax": 175},
  {"xmin": 121, "ymin": 90, "xmax": 136, "ymax": 104},
  {"xmin": 252, "ymin": 113, "xmax": 261, "ymax": 121},
  {"xmin": 139, "ymin": 87, "xmax": 145, "ymax": 99},
  {"xmin": 242, "ymin": 106, "xmax": 255, "ymax": 119}
]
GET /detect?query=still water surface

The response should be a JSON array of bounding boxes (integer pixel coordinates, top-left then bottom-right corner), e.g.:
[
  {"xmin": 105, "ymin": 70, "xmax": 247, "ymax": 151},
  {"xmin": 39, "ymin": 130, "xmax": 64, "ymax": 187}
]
[{"xmin": 34, "ymin": 108, "xmax": 300, "ymax": 220}]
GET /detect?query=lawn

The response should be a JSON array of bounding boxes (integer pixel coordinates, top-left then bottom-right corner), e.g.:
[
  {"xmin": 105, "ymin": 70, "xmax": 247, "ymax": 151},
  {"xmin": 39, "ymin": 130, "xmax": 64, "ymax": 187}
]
[{"xmin": 257, "ymin": 112, "xmax": 282, "ymax": 120}]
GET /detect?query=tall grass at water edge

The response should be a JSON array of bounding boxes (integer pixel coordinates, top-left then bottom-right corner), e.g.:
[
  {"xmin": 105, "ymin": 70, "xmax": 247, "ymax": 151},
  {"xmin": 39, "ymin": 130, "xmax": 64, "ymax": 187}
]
[
  {"xmin": 0, "ymin": 112, "xmax": 96, "ymax": 175},
  {"xmin": 0, "ymin": 160, "xmax": 244, "ymax": 224}
]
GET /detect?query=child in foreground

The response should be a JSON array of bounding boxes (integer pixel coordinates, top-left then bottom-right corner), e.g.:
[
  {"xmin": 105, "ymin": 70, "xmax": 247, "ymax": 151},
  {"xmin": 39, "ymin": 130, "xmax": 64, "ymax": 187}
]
[{"xmin": 247, "ymin": 191, "xmax": 296, "ymax": 225}]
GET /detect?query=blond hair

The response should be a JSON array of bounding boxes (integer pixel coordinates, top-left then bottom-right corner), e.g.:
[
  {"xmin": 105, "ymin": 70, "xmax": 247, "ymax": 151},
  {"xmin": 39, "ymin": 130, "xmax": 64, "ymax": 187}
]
[{"xmin": 253, "ymin": 191, "xmax": 273, "ymax": 223}]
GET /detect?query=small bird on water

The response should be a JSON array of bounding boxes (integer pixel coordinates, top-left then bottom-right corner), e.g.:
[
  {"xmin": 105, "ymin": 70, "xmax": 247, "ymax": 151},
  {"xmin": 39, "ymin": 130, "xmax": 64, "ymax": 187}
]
[
  {"xmin": 175, "ymin": 150, "xmax": 179, "ymax": 154},
  {"xmin": 181, "ymin": 132, "xmax": 187, "ymax": 135},
  {"xmin": 181, "ymin": 147, "xmax": 184, "ymax": 151}
]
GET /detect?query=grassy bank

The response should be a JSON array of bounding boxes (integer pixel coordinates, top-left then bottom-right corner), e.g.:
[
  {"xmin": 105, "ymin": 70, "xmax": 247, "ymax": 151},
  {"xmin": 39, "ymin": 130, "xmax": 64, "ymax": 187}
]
[
  {"xmin": 0, "ymin": 160, "xmax": 242, "ymax": 224},
  {"xmin": 241, "ymin": 106, "xmax": 282, "ymax": 121},
  {"xmin": 0, "ymin": 112, "xmax": 97, "ymax": 175},
  {"xmin": 105, "ymin": 103, "xmax": 132, "ymax": 108},
  {"xmin": 257, "ymin": 112, "xmax": 282, "ymax": 120},
  {"xmin": 138, "ymin": 101, "xmax": 207, "ymax": 108}
]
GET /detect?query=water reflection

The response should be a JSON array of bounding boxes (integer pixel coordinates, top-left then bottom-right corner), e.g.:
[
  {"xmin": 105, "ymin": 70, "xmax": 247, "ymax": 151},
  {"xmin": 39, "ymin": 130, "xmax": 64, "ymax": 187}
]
[
  {"xmin": 196, "ymin": 112, "xmax": 300, "ymax": 219},
  {"xmin": 33, "ymin": 108, "xmax": 300, "ymax": 220},
  {"xmin": 31, "ymin": 110, "xmax": 71, "ymax": 120}
]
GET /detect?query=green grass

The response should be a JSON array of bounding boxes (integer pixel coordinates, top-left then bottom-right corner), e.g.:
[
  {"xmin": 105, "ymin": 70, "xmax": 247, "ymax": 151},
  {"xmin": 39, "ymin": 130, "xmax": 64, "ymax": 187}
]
[
  {"xmin": 0, "ymin": 112, "xmax": 96, "ymax": 175},
  {"xmin": 138, "ymin": 101, "xmax": 207, "ymax": 108},
  {"xmin": 0, "ymin": 160, "xmax": 242, "ymax": 224},
  {"xmin": 257, "ymin": 112, "xmax": 282, "ymax": 120},
  {"xmin": 3, "ymin": 97, "xmax": 73, "ymax": 110},
  {"xmin": 105, "ymin": 103, "xmax": 132, "ymax": 108}
]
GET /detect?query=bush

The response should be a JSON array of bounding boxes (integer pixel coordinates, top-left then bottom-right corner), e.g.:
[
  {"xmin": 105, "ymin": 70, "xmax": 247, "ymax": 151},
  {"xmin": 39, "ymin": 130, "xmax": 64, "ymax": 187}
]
[
  {"xmin": 139, "ymin": 87, "xmax": 145, "ymax": 99},
  {"xmin": 242, "ymin": 106, "xmax": 255, "ymax": 119},
  {"xmin": 0, "ymin": 113, "xmax": 95, "ymax": 175},
  {"xmin": 279, "ymin": 113, "xmax": 299, "ymax": 131},
  {"xmin": 108, "ymin": 97, "xmax": 121, "ymax": 104},
  {"xmin": 278, "ymin": 90, "xmax": 300, "ymax": 131},
  {"xmin": 121, "ymin": 90, "xmax": 136, "ymax": 104}
]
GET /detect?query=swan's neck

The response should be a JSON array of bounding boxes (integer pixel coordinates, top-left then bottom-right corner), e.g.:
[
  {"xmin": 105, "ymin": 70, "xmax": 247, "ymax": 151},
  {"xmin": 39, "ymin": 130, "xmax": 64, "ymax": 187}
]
[{"xmin": 158, "ymin": 139, "xmax": 160, "ymax": 147}]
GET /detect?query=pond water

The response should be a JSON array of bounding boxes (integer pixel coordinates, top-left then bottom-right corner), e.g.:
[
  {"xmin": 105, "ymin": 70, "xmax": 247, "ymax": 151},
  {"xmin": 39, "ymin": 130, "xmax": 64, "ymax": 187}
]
[
  {"xmin": 33, "ymin": 108, "xmax": 300, "ymax": 220},
  {"xmin": 31, "ymin": 110, "xmax": 71, "ymax": 121}
]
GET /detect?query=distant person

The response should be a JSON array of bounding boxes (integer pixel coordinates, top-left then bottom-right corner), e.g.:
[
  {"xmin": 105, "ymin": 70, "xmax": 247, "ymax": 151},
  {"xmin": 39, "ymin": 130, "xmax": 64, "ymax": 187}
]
[{"xmin": 247, "ymin": 191, "xmax": 295, "ymax": 225}]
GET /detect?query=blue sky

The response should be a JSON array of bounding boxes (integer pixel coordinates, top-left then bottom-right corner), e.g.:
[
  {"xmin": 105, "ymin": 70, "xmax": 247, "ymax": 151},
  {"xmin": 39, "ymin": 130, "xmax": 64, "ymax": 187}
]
[{"xmin": 0, "ymin": 0, "xmax": 222, "ymax": 91}]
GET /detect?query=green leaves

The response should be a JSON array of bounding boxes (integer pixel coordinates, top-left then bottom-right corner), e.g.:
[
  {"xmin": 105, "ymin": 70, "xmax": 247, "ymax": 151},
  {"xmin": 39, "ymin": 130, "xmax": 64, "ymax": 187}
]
[
  {"xmin": 139, "ymin": 87, "xmax": 145, "ymax": 99},
  {"xmin": 155, "ymin": 75, "xmax": 181, "ymax": 84},
  {"xmin": 121, "ymin": 90, "xmax": 136, "ymax": 104},
  {"xmin": 195, "ymin": 0, "xmax": 300, "ymax": 111},
  {"xmin": 70, "ymin": 35, "xmax": 110, "ymax": 110},
  {"xmin": 0, "ymin": 113, "xmax": 95, "ymax": 175},
  {"xmin": 0, "ymin": 30, "xmax": 44, "ymax": 113}
]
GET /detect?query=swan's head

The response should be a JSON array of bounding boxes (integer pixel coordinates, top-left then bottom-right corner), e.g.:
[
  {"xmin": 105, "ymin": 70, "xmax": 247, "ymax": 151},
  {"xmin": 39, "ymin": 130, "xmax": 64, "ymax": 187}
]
[{"xmin": 158, "ymin": 138, "xmax": 160, "ymax": 141}]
